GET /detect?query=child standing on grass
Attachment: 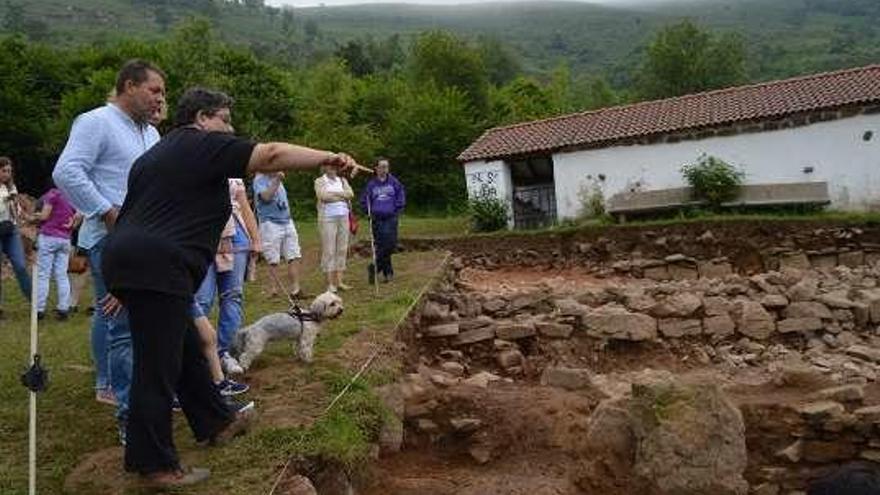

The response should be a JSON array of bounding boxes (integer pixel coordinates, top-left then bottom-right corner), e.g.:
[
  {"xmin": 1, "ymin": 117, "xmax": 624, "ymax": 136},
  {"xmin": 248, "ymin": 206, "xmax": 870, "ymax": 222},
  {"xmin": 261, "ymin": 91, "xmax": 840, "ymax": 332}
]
[{"xmin": 29, "ymin": 184, "xmax": 77, "ymax": 320}]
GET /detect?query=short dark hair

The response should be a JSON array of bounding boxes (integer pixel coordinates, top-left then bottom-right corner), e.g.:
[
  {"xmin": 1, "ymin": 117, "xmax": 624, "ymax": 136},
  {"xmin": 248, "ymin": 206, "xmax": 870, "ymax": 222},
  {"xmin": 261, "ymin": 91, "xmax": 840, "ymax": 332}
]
[
  {"xmin": 376, "ymin": 157, "xmax": 390, "ymax": 165},
  {"xmin": 174, "ymin": 87, "xmax": 234, "ymax": 128},
  {"xmin": 115, "ymin": 59, "xmax": 165, "ymax": 95},
  {"xmin": 0, "ymin": 156, "xmax": 11, "ymax": 169}
]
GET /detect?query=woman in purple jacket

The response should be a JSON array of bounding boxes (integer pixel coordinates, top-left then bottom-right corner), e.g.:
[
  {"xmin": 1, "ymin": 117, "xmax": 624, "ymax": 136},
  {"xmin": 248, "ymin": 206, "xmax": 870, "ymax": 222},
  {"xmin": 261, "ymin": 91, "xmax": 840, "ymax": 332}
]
[{"xmin": 360, "ymin": 158, "xmax": 405, "ymax": 283}]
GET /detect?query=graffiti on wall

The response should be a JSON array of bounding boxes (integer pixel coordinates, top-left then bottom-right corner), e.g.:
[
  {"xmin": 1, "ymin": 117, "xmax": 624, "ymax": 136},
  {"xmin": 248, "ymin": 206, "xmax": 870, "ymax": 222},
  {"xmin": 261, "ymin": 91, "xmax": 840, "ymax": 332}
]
[{"xmin": 466, "ymin": 169, "xmax": 500, "ymax": 199}]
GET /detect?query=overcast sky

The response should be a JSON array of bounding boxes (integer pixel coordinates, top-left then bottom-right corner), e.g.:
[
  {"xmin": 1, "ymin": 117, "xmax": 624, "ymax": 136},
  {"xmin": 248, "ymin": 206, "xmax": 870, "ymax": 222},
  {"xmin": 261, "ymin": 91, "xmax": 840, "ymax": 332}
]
[{"xmin": 267, "ymin": 0, "xmax": 677, "ymax": 8}]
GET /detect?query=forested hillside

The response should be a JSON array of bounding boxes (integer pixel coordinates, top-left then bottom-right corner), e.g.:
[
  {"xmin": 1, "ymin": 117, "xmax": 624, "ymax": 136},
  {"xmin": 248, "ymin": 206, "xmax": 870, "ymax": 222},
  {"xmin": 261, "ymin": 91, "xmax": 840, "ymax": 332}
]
[{"xmin": 3, "ymin": 0, "xmax": 879, "ymax": 82}]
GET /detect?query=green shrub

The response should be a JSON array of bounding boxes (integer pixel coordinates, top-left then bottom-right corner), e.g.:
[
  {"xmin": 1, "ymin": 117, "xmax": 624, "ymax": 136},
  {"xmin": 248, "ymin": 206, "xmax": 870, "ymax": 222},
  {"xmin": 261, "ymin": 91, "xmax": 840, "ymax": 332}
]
[
  {"xmin": 577, "ymin": 178, "xmax": 606, "ymax": 219},
  {"xmin": 680, "ymin": 154, "xmax": 744, "ymax": 208},
  {"xmin": 468, "ymin": 194, "xmax": 509, "ymax": 232}
]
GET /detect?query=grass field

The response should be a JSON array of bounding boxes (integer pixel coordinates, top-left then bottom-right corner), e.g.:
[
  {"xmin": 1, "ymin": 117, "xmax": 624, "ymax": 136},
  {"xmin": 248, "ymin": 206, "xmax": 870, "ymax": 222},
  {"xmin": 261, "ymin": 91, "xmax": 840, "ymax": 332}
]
[{"xmin": 0, "ymin": 216, "xmax": 462, "ymax": 495}]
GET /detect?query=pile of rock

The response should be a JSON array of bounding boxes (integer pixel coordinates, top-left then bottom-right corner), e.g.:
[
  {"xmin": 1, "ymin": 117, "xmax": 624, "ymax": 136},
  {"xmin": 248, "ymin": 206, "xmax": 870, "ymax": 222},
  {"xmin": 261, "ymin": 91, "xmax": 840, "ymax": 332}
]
[{"xmin": 415, "ymin": 263, "xmax": 880, "ymax": 383}]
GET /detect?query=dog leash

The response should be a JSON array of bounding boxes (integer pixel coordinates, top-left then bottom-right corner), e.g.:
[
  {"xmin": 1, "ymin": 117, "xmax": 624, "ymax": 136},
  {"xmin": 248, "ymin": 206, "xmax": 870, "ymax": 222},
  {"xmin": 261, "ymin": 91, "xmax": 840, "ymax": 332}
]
[{"xmin": 263, "ymin": 262, "xmax": 301, "ymax": 309}]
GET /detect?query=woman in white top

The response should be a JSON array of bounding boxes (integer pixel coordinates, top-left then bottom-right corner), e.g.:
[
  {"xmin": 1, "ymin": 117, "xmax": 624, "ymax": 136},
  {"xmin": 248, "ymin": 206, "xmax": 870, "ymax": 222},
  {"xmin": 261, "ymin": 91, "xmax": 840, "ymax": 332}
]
[
  {"xmin": 314, "ymin": 160, "xmax": 354, "ymax": 292},
  {"xmin": 0, "ymin": 156, "xmax": 32, "ymax": 319}
]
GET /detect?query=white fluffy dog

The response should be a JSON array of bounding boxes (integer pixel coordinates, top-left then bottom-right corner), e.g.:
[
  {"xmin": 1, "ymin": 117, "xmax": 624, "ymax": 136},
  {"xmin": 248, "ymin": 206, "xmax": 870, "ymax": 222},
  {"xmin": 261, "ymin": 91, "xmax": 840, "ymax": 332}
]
[{"xmin": 232, "ymin": 292, "xmax": 344, "ymax": 371}]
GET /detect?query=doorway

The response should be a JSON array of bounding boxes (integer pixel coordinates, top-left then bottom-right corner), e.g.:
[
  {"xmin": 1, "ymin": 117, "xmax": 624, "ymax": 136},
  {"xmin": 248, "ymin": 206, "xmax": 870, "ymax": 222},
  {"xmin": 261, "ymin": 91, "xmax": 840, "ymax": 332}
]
[{"xmin": 508, "ymin": 156, "xmax": 557, "ymax": 229}]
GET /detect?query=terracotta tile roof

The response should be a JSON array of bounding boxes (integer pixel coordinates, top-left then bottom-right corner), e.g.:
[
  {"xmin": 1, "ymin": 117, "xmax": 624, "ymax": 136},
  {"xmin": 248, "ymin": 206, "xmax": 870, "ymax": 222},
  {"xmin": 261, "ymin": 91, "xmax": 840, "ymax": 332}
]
[{"xmin": 458, "ymin": 64, "xmax": 880, "ymax": 162}]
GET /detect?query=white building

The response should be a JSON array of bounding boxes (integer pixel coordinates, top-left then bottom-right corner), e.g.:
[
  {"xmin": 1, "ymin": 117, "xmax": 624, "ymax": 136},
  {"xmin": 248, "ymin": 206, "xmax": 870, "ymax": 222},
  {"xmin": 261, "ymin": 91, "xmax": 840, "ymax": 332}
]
[{"xmin": 459, "ymin": 65, "xmax": 880, "ymax": 229}]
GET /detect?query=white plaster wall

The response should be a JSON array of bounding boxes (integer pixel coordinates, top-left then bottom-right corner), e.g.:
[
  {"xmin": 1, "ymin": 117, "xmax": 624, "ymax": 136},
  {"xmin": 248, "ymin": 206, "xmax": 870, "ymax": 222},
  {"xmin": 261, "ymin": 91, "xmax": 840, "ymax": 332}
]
[
  {"xmin": 552, "ymin": 113, "xmax": 880, "ymax": 219},
  {"xmin": 463, "ymin": 160, "xmax": 515, "ymax": 228}
]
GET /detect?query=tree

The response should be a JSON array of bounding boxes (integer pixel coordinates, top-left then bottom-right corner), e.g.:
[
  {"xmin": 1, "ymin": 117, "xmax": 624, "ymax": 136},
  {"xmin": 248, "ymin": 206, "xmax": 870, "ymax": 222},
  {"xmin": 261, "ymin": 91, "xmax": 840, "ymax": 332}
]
[
  {"xmin": 281, "ymin": 8, "xmax": 295, "ymax": 35},
  {"xmin": 350, "ymin": 73, "xmax": 405, "ymax": 133},
  {"xmin": 385, "ymin": 84, "xmax": 479, "ymax": 212},
  {"xmin": 0, "ymin": 37, "xmax": 73, "ymax": 193},
  {"xmin": 478, "ymin": 36, "xmax": 522, "ymax": 86},
  {"xmin": 367, "ymin": 34, "xmax": 404, "ymax": 72},
  {"xmin": 409, "ymin": 31, "xmax": 490, "ymax": 117},
  {"xmin": 304, "ymin": 19, "xmax": 319, "ymax": 43},
  {"xmin": 636, "ymin": 20, "xmax": 747, "ymax": 99},
  {"xmin": 300, "ymin": 59, "xmax": 378, "ymax": 162},
  {"xmin": 489, "ymin": 77, "xmax": 554, "ymax": 126},
  {"xmin": 335, "ymin": 40, "xmax": 374, "ymax": 77}
]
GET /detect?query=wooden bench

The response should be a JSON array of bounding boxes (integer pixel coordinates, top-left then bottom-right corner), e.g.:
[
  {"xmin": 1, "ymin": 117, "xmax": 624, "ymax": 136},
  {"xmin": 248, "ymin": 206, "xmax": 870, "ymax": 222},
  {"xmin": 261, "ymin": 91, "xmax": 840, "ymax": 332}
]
[{"xmin": 607, "ymin": 181, "xmax": 830, "ymax": 222}]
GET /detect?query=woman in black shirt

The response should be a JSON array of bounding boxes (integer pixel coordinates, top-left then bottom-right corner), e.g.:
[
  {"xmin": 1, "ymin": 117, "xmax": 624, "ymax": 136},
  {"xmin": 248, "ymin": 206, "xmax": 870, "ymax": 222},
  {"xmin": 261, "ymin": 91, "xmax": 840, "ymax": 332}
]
[{"xmin": 101, "ymin": 87, "xmax": 356, "ymax": 487}]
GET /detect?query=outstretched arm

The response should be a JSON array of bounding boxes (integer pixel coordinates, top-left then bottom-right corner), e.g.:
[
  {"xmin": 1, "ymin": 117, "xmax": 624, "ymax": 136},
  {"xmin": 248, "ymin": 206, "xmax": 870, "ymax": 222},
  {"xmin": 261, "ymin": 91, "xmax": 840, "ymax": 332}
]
[{"xmin": 247, "ymin": 143, "xmax": 356, "ymax": 175}]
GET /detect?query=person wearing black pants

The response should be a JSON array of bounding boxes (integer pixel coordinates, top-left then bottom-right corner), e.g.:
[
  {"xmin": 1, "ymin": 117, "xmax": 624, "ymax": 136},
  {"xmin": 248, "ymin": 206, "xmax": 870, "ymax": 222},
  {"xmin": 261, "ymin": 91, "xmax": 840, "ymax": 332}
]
[
  {"xmin": 100, "ymin": 87, "xmax": 358, "ymax": 488},
  {"xmin": 373, "ymin": 215, "xmax": 399, "ymax": 280},
  {"xmin": 116, "ymin": 289, "xmax": 231, "ymax": 470},
  {"xmin": 360, "ymin": 158, "xmax": 406, "ymax": 284}
]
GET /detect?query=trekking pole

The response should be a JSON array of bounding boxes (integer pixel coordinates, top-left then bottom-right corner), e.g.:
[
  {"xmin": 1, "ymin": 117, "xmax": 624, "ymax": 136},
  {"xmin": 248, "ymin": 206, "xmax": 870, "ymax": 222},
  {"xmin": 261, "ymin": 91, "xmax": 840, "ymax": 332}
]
[
  {"xmin": 21, "ymin": 262, "xmax": 47, "ymax": 495},
  {"xmin": 366, "ymin": 197, "xmax": 379, "ymax": 296}
]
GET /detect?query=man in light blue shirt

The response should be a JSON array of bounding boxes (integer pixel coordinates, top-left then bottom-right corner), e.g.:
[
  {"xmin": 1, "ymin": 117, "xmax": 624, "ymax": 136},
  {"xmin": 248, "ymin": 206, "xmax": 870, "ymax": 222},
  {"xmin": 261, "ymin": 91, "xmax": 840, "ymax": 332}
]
[
  {"xmin": 253, "ymin": 171, "xmax": 303, "ymax": 297},
  {"xmin": 53, "ymin": 60, "xmax": 165, "ymax": 435}
]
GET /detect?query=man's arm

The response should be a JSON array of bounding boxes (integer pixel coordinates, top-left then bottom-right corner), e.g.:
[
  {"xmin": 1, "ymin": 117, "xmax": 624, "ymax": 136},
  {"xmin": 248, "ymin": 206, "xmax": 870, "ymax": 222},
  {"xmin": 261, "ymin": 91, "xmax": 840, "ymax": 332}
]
[
  {"xmin": 52, "ymin": 113, "xmax": 113, "ymax": 220},
  {"xmin": 258, "ymin": 173, "xmax": 283, "ymax": 203},
  {"xmin": 234, "ymin": 186, "xmax": 261, "ymax": 250}
]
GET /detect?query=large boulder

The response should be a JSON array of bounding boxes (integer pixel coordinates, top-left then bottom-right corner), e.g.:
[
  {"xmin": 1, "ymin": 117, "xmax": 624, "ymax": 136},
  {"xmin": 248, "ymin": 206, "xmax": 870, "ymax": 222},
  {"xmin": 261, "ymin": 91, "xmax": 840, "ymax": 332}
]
[
  {"xmin": 577, "ymin": 377, "xmax": 749, "ymax": 495},
  {"xmin": 630, "ymin": 380, "xmax": 749, "ymax": 495},
  {"xmin": 583, "ymin": 304, "xmax": 658, "ymax": 341}
]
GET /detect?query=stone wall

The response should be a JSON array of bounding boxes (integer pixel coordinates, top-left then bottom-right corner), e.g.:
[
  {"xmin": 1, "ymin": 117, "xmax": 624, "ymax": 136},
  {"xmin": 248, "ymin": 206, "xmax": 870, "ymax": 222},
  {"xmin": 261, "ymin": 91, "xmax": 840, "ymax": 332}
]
[
  {"xmin": 414, "ymin": 260, "xmax": 880, "ymax": 384},
  {"xmin": 378, "ymin": 222, "xmax": 880, "ymax": 276},
  {"xmin": 743, "ymin": 380, "xmax": 880, "ymax": 494}
]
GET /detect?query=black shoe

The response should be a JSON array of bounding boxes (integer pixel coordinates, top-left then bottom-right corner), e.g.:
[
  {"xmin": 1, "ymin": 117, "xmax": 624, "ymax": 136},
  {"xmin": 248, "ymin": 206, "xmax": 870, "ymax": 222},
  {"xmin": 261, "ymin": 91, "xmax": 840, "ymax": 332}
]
[
  {"xmin": 86, "ymin": 306, "xmax": 95, "ymax": 316},
  {"xmin": 368, "ymin": 263, "xmax": 376, "ymax": 285},
  {"xmin": 55, "ymin": 310, "xmax": 69, "ymax": 321},
  {"xmin": 37, "ymin": 312, "xmax": 45, "ymax": 321},
  {"xmin": 382, "ymin": 273, "xmax": 393, "ymax": 283}
]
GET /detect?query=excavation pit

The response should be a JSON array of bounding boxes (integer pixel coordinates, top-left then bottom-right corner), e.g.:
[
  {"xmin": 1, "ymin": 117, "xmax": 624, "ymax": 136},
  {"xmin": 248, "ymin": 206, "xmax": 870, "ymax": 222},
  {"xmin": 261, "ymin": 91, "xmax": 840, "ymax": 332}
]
[{"xmin": 364, "ymin": 223, "xmax": 880, "ymax": 495}]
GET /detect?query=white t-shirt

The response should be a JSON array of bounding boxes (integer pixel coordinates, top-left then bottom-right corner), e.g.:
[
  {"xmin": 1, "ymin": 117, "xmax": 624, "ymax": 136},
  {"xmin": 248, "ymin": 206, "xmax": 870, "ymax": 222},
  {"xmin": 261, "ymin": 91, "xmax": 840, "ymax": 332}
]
[
  {"xmin": 0, "ymin": 183, "xmax": 17, "ymax": 223},
  {"xmin": 321, "ymin": 176, "xmax": 350, "ymax": 218}
]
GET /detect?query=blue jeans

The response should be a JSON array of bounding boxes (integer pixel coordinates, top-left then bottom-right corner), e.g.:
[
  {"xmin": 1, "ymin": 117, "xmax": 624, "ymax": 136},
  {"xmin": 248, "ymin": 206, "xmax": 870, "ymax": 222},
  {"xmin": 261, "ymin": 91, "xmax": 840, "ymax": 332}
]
[
  {"xmin": 88, "ymin": 237, "xmax": 132, "ymax": 420},
  {"xmin": 36, "ymin": 234, "xmax": 71, "ymax": 312},
  {"xmin": 0, "ymin": 226, "xmax": 32, "ymax": 305},
  {"xmin": 194, "ymin": 250, "xmax": 248, "ymax": 356}
]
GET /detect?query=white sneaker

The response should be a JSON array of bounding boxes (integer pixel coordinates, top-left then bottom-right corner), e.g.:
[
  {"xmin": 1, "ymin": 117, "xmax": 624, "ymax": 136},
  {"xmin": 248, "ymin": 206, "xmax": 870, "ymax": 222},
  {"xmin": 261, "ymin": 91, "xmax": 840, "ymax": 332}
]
[{"xmin": 221, "ymin": 353, "xmax": 244, "ymax": 375}]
